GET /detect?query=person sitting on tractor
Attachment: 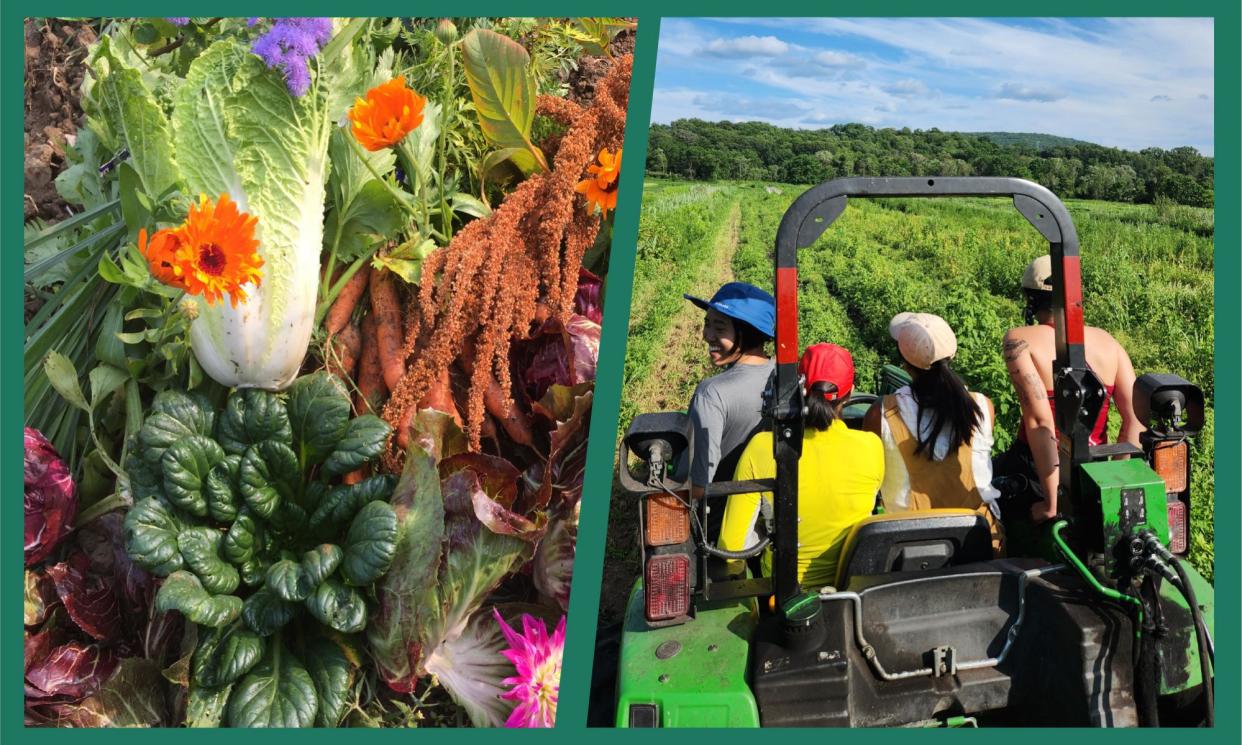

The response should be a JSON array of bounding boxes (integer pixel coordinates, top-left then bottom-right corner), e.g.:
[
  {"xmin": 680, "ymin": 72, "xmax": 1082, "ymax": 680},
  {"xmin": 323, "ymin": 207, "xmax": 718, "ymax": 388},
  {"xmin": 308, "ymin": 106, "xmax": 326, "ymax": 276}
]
[
  {"xmin": 683, "ymin": 282, "xmax": 776, "ymax": 512},
  {"xmin": 720, "ymin": 343, "xmax": 883, "ymax": 590},
  {"xmin": 863, "ymin": 312, "xmax": 1004, "ymax": 553},
  {"xmin": 996, "ymin": 255, "xmax": 1144, "ymax": 525}
]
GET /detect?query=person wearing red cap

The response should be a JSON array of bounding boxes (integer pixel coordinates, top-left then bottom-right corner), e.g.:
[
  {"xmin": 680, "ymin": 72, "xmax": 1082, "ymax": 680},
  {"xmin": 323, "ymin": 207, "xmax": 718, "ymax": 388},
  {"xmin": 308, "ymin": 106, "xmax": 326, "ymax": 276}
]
[
  {"xmin": 719, "ymin": 343, "xmax": 883, "ymax": 590},
  {"xmin": 863, "ymin": 313, "xmax": 1003, "ymax": 554}
]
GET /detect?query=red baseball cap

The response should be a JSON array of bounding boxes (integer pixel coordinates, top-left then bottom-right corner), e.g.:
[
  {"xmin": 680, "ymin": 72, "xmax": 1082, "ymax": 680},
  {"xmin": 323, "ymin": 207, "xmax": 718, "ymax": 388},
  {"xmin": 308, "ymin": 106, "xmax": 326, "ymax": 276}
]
[{"xmin": 800, "ymin": 343, "xmax": 854, "ymax": 401}]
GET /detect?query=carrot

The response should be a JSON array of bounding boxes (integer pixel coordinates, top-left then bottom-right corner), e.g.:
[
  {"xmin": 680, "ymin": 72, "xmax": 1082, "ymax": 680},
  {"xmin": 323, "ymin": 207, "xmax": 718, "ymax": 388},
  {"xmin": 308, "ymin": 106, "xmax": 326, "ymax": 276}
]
[
  {"xmin": 370, "ymin": 269, "xmax": 405, "ymax": 391},
  {"xmin": 397, "ymin": 369, "xmax": 462, "ymax": 451},
  {"xmin": 354, "ymin": 311, "xmax": 386, "ymax": 416},
  {"xmin": 326, "ymin": 321, "xmax": 361, "ymax": 382},
  {"xmin": 324, "ymin": 265, "xmax": 371, "ymax": 337},
  {"xmin": 342, "ymin": 468, "xmax": 366, "ymax": 485},
  {"xmin": 459, "ymin": 336, "xmax": 534, "ymax": 446}
]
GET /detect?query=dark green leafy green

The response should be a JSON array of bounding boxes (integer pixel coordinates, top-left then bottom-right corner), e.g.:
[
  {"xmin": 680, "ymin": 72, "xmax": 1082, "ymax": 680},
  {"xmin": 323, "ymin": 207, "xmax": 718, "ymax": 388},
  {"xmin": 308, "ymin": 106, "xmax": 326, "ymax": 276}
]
[
  {"xmin": 239, "ymin": 441, "xmax": 300, "ymax": 519},
  {"xmin": 223, "ymin": 511, "xmax": 262, "ymax": 565},
  {"xmin": 320, "ymin": 415, "xmax": 392, "ymax": 479},
  {"xmin": 193, "ymin": 623, "xmax": 265, "ymax": 687},
  {"xmin": 226, "ymin": 643, "xmax": 318, "ymax": 728},
  {"xmin": 123, "ymin": 497, "xmax": 184, "ymax": 575},
  {"xmin": 205, "ymin": 454, "xmax": 242, "ymax": 522},
  {"xmin": 217, "ymin": 389, "xmax": 293, "ymax": 456},
  {"xmin": 162, "ymin": 435, "xmax": 226, "ymax": 518},
  {"xmin": 341, "ymin": 501, "xmax": 399, "ymax": 585},
  {"xmin": 309, "ymin": 475, "xmax": 395, "ymax": 531},
  {"xmin": 265, "ymin": 560, "xmax": 314, "ymax": 602},
  {"xmin": 300, "ymin": 544, "xmax": 343, "ymax": 587},
  {"xmin": 303, "ymin": 639, "xmax": 352, "ymax": 727},
  {"xmin": 156, "ymin": 571, "xmax": 242, "ymax": 628},
  {"xmin": 178, "ymin": 527, "xmax": 241, "ymax": 595},
  {"xmin": 242, "ymin": 587, "xmax": 298, "ymax": 636},
  {"xmin": 305, "ymin": 578, "xmax": 367, "ymax": 634},
  {"xmin": 286, "ymin": 372, "xmax": 351, "ymax": 466}
]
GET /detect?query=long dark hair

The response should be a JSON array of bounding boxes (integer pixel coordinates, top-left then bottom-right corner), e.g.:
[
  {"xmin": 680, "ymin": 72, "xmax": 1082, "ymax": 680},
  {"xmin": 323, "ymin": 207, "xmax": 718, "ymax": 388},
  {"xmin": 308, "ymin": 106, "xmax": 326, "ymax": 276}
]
[
  {"xmin": 1023, "ymin": 289, "xmax": 1053, "ymax": 325},
  {"xmin": 908, "ymin": 360, "xmax": 982, "ymax": 457},
  {"xmin": 804, "ymin": 382, "xmax": 840, "ymax": 431}
]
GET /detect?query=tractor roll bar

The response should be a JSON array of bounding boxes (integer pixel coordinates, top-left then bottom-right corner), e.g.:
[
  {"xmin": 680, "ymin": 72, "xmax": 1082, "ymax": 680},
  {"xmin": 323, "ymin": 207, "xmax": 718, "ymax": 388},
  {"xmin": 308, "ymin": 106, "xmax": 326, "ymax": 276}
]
[{"xmin": 770, "ymin": 177, "xmax": 1087, "ymax": 613}]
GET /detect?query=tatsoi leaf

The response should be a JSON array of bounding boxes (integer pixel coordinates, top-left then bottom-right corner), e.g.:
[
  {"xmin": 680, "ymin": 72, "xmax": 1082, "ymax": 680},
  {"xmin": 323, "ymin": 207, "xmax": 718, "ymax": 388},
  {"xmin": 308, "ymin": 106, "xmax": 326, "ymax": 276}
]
[
  {"xmin": 124, "ymin": 445, "xmax": 164, "ymax": 501},
  {"xmin": 193, "ymin": 623, "xmax": 265, "ymax": 688},
  {"xmin": 44, "ymin": 350, "xmax": 90, "ymax": 412},
  {"xmin": 178, "ymin": 527, "xmax": 241, "ymax": 595},
  {"xmin": 227, "ymin": 642, "xmax": 318, "ymax": 728},
  {"xmin": 162, "ymin": 435, "xmax": 226, "ymax": 518},
  {"xmin": 239, "ymin": 441, "xmax": 300, "ymax": 519},
  {"xmin": 149, "ymin": 388, "xmax": 214, "ymax": 437},
  {"xmin": 305, "ymin": 578, "xmax": 367, "ymax": 634},
  {"xmin": 124, "ymin": 498, "xmax": 184, "ymax": 576},
  {"xmin": 242, "ymin": 587, "xmax": 297, "ymax": 636},
  {"xmin": 239, "ymin": 557, "xmax": 271, "ymax": 587},
  {"xmin": 222, "ymin": 511, "xmax": 262, "ymax": 565},
  {"xmin": 286, "ymin": 372, "xmax": 351, "ymax": 466},
  {"xmin": 304, "ymin": 638, "xmax": 353, "ymax": 727},
  {"xmin": 460, "ymin": 29, "xmax": 547, "ymax": 173},
  {"xmin": 300, "ymin": 544, "xmax": 343, "ymax": 587},
  {"xmin": 341, "ymin": 501, "xmax": 398, "ymax": 586},
  {"xmin": 186, "ymin": 682, "xmax": 233, "ymax": 727},
  {"xmin": 155, "ymin": 571, "xmax": 242, "ymax": 628},
  {"xmin": 321, "ymin": 415, "xmax": 392, "ymax": 479},
  {"xmin": 205, "ymin": 454, "xmax": 242, "ymax": 522},
  {"xmin": 308, "ymin": 474, "xmax": 396, "ymax": 530},
  {"xmin": 137, "ymin": 412, "xmax": 199, "ymax": 467},
  {"xmin": 265, "ymin": 560, "xmax": 314, "ymax": 602},
  {"xmin": 216, "ymin": 389, "xmax": 293, "ymax": 456}
]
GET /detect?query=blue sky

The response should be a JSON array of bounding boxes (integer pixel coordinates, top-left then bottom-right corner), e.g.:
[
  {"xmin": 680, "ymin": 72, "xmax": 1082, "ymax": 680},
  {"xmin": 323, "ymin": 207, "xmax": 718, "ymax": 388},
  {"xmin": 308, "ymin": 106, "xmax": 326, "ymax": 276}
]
[{"xmin": 653, "ymin": 18, "xmax": 1214, "ymax": 155}]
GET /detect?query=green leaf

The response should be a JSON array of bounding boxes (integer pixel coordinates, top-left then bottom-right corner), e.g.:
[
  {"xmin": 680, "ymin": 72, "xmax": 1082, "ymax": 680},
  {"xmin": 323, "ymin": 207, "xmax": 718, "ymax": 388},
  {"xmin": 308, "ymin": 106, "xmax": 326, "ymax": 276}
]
[
  {"xmin": 321, "ymin": 415, "xmax": 392, "ymax": 479},
  {"xmin": 341, "ymin": 501, "xmax": 399, "ymax": 586},
  {"xmin": 227, "ymin": 642, "xmax": 319, "ymax": 728},
  {"xmin": 150, "ymin": 388, "xmax": 214, "ymax": 435},
  {"xmin": 303, "ymin": 638, "xmax": 353, "ymax": 727},
  {"xmin": 216, "ymin": 389, "xmax": 292, "ymax": 456},
  {"xmin": 369, "ymin": 238, "xmax": 436, "ymax": 286},
  {"xmin": 242, "ymin": 587, "xmax": 298, "ymax": 636},
  {"xmin": 162, "ymin": 435, "xmax": 226, "ymax": 518},
  {"xmin": 186, "ymin": 683, "xmax": 233, "ymax": 728},
  {"xmin": 44, "ymin": 350, "xmax": 90, "ymax": 412},
  {"xmin": 124, "ymin": 497, "xmax": 183, "ymax": 575},
  {"xmin": 137, "ymin": 412, "xmax": 199, "ymax": 468},
  {"xmin": 461, "ymin": 29, "xmax": 548, "ymax": 173},
  {"xmin": 223, "ymin": 511, "xmax": 263, "ymax": 565},
  {"xmin": 178, "ymin": 526, "xmax": 241, "ymax": 595},
  {"xmin": 300, "ymin": 544, "xmax": 343, "ymax": 587},
  {"xmin": 450, "ymin": 191, "xmax": 491, "ymax": 219},
  {"xmin": 265, "ymin": 560, "xmax": 314, "ymax": 602},
  {"xmin": 309, "ymin": 474, "xmax": 396, "ymax": 530},
  {"xmin": 324, "ymin": 128, "xmax": 402, "ymax": 263},
  {"xmin": 156, "ymin": 570, "xmax": 242, "ymax": 628},
  {"xmin": 239, "ymin": 556, "xmax": 271, "ymax": 587},
  {"xmin": 305, "ymin": 578, "xmax": 367, "ymax": 634},
  {"xmin": 286, "ymin": 372, "xmax": 351, "ymax": 466},
  {"xmin": 87, "ymin": 365, "xmax": 129, "ymax": 409},
  {"xmin": 239, "ymin": 441, "xmax": 300, "ymax": 520},
  {"xmin": 193, "ymin": 622, "xmax": 265, "ymax": 687},
  {"xmin": 205, "ymin": 454, "xmax": 242, "ymax": 522}
]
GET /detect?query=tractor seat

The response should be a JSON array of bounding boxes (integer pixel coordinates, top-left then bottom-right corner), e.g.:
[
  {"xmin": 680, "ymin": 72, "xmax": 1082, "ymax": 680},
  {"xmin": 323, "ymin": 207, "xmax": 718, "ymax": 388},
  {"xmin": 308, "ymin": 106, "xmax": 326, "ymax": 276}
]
[{"xmin": 834, "ymin": 509, "xmax": 994, "ymax": 589}]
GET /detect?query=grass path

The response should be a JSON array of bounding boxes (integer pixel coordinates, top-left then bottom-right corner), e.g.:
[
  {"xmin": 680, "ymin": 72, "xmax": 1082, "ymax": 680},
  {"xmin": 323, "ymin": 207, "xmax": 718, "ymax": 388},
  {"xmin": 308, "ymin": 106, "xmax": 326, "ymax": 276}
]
[{"xmin": 598, "ymin": 197, "xmax": 742, "ymax": 626}]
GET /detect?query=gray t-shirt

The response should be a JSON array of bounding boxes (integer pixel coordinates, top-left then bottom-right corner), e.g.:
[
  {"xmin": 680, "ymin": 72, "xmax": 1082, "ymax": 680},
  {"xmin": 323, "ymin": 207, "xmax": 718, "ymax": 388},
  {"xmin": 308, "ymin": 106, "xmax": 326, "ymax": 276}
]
[{"xmin": 688, "ymin": 359, "xmax": 774, "ymax": 487}]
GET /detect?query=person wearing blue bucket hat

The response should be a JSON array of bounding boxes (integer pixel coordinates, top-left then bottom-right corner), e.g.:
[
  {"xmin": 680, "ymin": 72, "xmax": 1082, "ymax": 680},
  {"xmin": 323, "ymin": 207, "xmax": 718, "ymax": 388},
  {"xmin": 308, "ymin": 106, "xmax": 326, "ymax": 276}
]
[{"xmin": 682, "ymin": 282, "xmax": 776, "ymax": 505}]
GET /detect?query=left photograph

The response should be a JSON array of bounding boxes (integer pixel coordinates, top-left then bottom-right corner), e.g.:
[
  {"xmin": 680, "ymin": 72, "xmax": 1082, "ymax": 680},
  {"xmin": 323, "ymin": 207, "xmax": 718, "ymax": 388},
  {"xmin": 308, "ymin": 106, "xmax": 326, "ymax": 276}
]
[{"xmin": 22, "ymin": 17, "xmax": 634, "ymax": 727}]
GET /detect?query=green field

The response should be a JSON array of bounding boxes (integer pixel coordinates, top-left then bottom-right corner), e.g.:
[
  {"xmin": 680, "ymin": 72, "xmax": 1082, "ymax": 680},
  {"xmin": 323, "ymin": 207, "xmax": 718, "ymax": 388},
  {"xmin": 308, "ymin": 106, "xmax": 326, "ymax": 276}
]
[{"xmin": 601, "ymin": 179, "xmax": 1215, "ymax": 622}]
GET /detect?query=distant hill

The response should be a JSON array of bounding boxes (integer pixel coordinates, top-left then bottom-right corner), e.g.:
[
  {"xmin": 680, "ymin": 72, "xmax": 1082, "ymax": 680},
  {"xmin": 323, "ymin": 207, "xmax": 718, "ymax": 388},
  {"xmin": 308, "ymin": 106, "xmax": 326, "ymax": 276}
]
[{"xmin": 968, "ymin": 132, "xmax": 1097, "ymax": 150}]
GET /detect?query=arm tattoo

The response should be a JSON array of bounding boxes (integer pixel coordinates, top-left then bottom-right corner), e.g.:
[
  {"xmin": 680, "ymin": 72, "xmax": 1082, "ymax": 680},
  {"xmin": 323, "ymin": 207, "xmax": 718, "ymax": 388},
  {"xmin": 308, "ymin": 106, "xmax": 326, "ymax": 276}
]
[{"xmin": 1002, "ymin": 337, "xmax": 1029, "ymax": 362}]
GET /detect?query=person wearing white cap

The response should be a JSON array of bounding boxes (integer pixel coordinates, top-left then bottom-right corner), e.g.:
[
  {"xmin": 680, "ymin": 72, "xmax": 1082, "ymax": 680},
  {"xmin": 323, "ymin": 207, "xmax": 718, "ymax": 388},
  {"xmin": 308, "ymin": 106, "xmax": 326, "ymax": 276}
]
[
  {"xmin": 863, "ymin": 312, "xmax": 1003, "ymax": 553},
  {"xmin": 997, "ymin": 255, "xmax": 1143, "ymax": 526}
]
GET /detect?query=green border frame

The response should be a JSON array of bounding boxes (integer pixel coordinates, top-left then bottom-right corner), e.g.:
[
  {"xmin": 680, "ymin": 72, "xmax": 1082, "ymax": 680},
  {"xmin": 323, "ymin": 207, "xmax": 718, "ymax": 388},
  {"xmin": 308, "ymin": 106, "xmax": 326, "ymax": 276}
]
[{"xmin": 5, "ymin": 2, "xmax": 1238, "ymax": 739}]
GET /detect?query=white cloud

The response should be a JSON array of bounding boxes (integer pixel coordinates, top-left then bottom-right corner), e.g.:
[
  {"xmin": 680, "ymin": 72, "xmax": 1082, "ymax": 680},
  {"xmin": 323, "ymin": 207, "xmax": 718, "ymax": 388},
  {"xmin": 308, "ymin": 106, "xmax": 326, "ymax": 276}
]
[
  {"xmin": 702, "ymin": 35, "xmax": 789, "ymax": 58},
  {"xmin": 884, "ymin": 79, "xmax": 930, "ymax": 98},
  {"xmin": 995, "ymin": 82, "xmax": 1065, "ymax": 102}
]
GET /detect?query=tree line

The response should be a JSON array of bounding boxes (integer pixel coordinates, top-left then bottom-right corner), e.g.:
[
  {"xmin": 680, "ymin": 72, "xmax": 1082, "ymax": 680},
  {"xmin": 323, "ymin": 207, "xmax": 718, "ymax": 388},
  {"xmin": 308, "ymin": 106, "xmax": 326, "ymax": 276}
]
[{"xmin": 646, "ymin": 120, "xmax": 1214, "ymax": 207}]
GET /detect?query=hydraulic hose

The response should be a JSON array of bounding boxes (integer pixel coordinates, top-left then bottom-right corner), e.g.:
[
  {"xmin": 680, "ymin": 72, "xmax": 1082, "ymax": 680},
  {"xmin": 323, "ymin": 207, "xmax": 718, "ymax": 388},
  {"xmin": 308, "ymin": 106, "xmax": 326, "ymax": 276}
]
[{"xmin": 1050, "ymin": 521, "xmax": 1144, "ymax": 629}]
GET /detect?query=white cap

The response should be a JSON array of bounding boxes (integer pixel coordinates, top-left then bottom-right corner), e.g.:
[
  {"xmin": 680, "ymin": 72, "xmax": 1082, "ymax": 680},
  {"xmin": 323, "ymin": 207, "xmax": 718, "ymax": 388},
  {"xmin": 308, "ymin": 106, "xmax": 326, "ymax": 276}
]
[
  {"xmin": 889, "ymin": 312, "xmax": 958, "ymax": 370},
  {"xmin": 1022, "ymin": 255, "xmax": 1053, "ymax": 292}
]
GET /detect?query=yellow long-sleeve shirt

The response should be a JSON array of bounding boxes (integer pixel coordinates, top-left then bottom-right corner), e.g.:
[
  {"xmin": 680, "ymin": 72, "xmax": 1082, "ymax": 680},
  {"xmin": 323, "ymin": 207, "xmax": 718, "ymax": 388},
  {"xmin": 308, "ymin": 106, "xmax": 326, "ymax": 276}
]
[{"xmin": 721, "ymin": 421, "xmax": 883, "ymax": 589}]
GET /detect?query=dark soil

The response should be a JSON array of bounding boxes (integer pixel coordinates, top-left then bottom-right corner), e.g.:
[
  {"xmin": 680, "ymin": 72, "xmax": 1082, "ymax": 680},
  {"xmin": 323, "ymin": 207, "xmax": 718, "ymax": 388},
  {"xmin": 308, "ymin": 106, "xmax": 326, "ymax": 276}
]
[{"xmin": 24, "ymin": 19, "xmax": 96, "ymax": 223}]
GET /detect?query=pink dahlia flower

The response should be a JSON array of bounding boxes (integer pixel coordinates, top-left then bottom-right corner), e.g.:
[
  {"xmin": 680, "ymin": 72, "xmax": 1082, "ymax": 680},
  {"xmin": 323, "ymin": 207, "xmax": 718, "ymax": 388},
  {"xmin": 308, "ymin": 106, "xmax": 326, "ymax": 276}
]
[{"xmin": 493, "ymin": 609, "xmax": 565, "ymax": 728}]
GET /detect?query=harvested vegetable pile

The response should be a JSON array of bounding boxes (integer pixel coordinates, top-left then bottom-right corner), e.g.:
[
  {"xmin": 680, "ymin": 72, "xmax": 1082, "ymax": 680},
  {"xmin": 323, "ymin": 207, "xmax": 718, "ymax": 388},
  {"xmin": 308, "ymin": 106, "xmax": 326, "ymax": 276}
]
[{"xmin": 23, "ymin": 17, "xmax": 633, "ymax": 728}]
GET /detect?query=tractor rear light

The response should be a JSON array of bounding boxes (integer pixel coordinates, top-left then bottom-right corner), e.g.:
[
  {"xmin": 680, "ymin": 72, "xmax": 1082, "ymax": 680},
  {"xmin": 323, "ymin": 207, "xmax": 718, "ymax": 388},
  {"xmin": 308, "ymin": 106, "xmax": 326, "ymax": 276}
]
[
  {"xmin": 645, "ymin": 493, "xmax": 689, "ymax": 546},
  {"xmin": 645, "ymin": 553, "xmax": 690, "ymax": 622},
  {"xmin": 1152, "ymin": 440, "xmax": 1188, "ymax": 494},
  {"xmin": 1167, "ymin": 500, "xmax": 1187, "ymax": 554}
]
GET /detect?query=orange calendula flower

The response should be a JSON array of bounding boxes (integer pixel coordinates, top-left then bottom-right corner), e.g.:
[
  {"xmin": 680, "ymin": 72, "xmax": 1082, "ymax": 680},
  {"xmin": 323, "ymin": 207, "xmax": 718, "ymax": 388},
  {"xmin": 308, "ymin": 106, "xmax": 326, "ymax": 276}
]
[
  {"xmin": 575, "ymin": 148, "xmax": 621, "ymax": 217},
  {"xmin": 138, "ymin": 226, "xmax": 191, "ymax": 291},
  {"xmin": 175, "ymin": 193, "xmax": 264, "ymax": 307},
  {"xmin": 349, "ymin": 77, "xmax": 426, "ymax": 151}
]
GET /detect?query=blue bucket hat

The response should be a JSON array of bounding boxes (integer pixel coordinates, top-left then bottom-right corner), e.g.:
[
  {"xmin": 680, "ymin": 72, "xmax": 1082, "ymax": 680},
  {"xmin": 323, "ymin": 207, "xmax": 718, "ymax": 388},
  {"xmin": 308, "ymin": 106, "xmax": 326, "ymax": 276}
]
[{"xmin": 684, "ymin": 282, "xmax": 775, "ymax": 338}]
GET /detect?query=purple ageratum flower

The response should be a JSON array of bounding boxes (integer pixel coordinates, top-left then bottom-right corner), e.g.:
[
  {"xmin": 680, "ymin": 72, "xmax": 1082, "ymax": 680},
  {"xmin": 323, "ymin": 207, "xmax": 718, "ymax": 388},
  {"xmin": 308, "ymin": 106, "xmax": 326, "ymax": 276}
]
[
  {"xmin": 165, "ymin": 18, "xmax": 190, "ymax": 26},
  {"xmin": 493, "ymin": 609, "xmax": 565, "ymax": 728},
  {"xmin": 251, "ymin": 18, "xmax": 333, "ymax": 97}
]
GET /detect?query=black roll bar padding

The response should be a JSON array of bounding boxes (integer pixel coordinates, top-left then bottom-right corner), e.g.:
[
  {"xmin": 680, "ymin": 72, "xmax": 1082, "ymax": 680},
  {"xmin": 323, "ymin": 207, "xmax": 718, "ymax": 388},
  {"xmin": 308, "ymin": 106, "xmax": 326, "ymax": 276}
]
[{"xmin": 770, "ymin": 176, "xmax": 1087, "ymax": 613}]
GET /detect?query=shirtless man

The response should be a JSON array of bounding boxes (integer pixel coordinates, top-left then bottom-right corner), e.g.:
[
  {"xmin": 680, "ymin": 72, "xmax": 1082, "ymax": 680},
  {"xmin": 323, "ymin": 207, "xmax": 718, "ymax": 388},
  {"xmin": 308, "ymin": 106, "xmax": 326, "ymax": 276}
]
[{"xmin": 1000, "ymin": 255, "xmax": 1144, "ymax": 523}]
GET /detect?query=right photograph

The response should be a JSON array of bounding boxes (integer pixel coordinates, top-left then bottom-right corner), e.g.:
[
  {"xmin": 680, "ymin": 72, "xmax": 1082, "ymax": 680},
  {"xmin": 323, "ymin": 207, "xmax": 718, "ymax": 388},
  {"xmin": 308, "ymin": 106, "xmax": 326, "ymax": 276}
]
[{"xmin": 593, "ymin": 17, "xmax": 1215, "ymax": 728}]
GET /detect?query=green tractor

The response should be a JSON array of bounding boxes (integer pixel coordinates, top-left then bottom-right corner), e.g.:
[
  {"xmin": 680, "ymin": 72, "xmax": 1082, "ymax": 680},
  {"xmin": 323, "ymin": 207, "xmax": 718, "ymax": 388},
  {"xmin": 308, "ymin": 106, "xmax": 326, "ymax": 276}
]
[{"xmin": 611, "ymin": 177, "xmax": 1213, "ymax": 727}]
